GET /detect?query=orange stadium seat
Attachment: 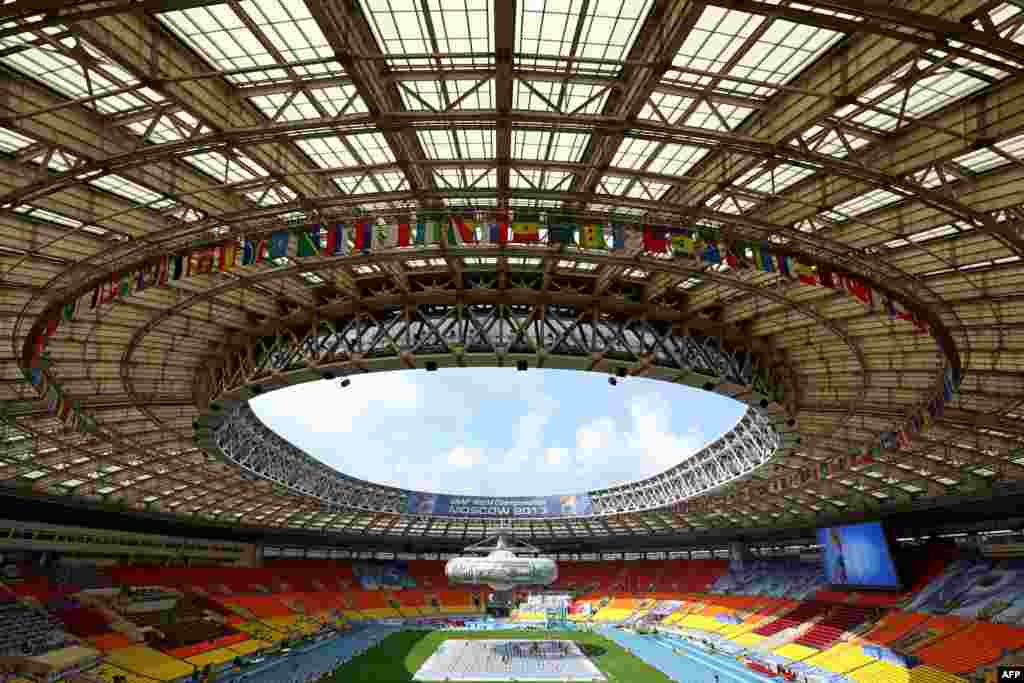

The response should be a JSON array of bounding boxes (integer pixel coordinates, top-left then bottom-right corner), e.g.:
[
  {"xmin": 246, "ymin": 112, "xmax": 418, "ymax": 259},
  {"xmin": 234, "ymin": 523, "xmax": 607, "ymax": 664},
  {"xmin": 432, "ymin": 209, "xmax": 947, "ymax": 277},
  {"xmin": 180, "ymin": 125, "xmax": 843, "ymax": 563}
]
[
  {"xmin": 914, "ymin": 622, "xmax": 1024, "ymax": 674},
  {"xmin": 864, "ymin": 610, "xmax": 931, "ymax": 644}
]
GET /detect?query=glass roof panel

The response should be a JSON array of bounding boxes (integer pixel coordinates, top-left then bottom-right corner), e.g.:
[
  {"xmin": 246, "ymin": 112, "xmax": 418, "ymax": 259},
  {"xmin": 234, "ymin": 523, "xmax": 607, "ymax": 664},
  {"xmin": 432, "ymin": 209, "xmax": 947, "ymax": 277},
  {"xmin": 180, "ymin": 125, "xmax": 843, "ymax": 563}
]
[
  {"xmin": 0, "ymin": 127, "xmax": 34, "ymax": 153},
  {"xmin": 706, "ymin": 192, "xmax": 756, "ymax": 214},
  {"xmin": 849, "ymin": 53, "xmax": 1008, "ymax": 132},
  {"xmin": 182, "ymin": 151, "xmax": 269, "ymax": 184},
  {"xmin": 417, "ymin": 129, "xmax": 495, "ymax": 159},
  {"xmin": 346, "ymin": 133, "xmax": 396, "ymax": 164},
  {"xmin": 399, "ymin": 79, "xmax": 495, "ymax": 111},
  {"xmin": 791, "ymin": 124, "xmax": 870, "ymax": 158},
  {"xmin": 954, "ymin": 132, "xmax": 1024, "ymax": 173},
  {"xmin": 245, "ymin": 185, "xmax": 297, "ymax": 206},
  {"xmin": 641, "ymin": 92, "xmax": 694, "ymax": 124},
  {"xmin": 733, "ymin": 162, "xmax": 815, "ymax": 194},
  {"xmin": 90, "ymin": 174, "xmax": 166, "ymax": 206},
  {"xmin": 295, "ymin": 136, "xmax": 358, "ymax": 169},
  {"xmin": 672, "ymin": 7, "xmax": 763, "ymax": 87},
  {"xmin": 372, "ymin": 171, "xmax": 409, "ymax": 192},
  {"xmin": 362, "ymin": 0, "xmax": 491, "ymax": 67},
  {"xmin": 125, "ymin": 110, "xmax": 202, "ymax": 144},
  {"xmin": 612, "ymin": 138, "xmax": 660, "ymax": 170},
  {"xmin": 0, "ymin": 32, "xmax": 147, "ymax": 113},
  {"xmin": 645, "ymin": 143, "xmax": 709, "ymax": 177},
  {"xmin": 511, "ymin": 168, "xmax": 571, "ymax": 191},
  {"xmin": 467, "ymin": 168, "xmax": 497, "ymax": 188},
  {"xmin": 825, "ymin": 188, "xmax": 903, "ymax": 220},
  {"xmin": 512, "ymin": 130, "xmax": 590, "ymax": 162},
  {"xmin": 519, "ymin": 0, "xmax": 652, "ymax": 73},
  {"xmin": 159, "ymin": 5, "xmax": 284, "ymax": 84},
  {"xmin": 515, "ymin": 80, "xmax": 610, "ymax": 114},
  {"xmin": 239, "ymin": 0, "xmax": 342, "ymax": 78},
  {"xmin": 729, "ymin": 20, "xmax": 843, "ymax": 98}
]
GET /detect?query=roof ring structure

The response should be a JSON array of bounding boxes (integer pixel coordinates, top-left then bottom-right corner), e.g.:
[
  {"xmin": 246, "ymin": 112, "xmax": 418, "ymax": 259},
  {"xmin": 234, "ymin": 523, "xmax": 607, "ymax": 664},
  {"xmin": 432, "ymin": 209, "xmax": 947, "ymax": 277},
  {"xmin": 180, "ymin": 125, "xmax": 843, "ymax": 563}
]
[
  {"xmin": 1, "ymin": 0, "xmax": 1022, "ymax": 543},
  {"xmin": 196, "ymin": 308, "xmax": 791, "ymax": 518}
]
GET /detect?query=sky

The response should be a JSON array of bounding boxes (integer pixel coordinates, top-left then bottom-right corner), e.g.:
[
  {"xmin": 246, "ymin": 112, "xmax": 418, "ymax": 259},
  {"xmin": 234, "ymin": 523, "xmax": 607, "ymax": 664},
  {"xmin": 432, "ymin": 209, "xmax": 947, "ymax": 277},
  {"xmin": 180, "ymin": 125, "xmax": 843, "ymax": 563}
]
[{"xmin": 250, "ymin": 368, "xmax": 746, "ymax": 497}]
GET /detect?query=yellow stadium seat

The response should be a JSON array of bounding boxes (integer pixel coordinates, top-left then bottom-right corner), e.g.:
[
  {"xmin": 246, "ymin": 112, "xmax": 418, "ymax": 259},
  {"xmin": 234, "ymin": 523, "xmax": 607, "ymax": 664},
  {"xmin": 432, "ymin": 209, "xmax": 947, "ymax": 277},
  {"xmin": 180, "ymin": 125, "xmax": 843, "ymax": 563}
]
[
  {"xmin": 186, "ymin": 647, "xmax": 238, "ymax": 668},
  {"xmin": 802, "ymin": 643, "xmax": 875, "ymax": 674},
  {"xmin": 733, "ymin": 633, "xmax": 766, "ymax": 647},
  {"xmin": 773, "ymin": 643, "xmax": 819, "ymax": 661},
  {"xmin": 91, "ymin": 664, "xmax": 160, "ymax": 683},
  {"xmin": 849, "ymin": 661, "xmax": 911, "ymax": 683},
  {"xmin": 106, "ymin": 645, "xmax": 195, "ymax": 681},
  {"xmin": 227, "ymin": 639, "xmax": 268, "ymax": 656}
]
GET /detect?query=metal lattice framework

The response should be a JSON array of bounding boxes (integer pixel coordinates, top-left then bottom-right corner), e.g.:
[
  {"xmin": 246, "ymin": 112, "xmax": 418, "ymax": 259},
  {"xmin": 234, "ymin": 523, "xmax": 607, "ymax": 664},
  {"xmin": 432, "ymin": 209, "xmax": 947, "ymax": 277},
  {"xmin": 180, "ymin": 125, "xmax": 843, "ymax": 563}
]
[{"xmin": 1, "ymin": 0, "xmax": 1024, "ymax": 543}]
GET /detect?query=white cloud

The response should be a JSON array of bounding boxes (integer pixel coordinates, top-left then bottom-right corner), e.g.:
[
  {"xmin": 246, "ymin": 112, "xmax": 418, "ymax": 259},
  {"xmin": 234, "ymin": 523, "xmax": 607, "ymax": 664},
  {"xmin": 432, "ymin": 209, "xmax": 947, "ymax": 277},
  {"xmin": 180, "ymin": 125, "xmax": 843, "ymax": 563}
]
[
  {"xmin": 447, "ymin": 446, "xmax": 483, "ymax": 468},
  {"xmin": 544, "ymin": 447, "xmax": 569, "ymax": 466},
  {"xmin": 576, "ymin": 417, "xmax": 614, "ymax": 452},
  {"xmin": 253, "ymin": 373, "xmax": 420, "ymax": 435},
  {"xmin": 252, "ymin": 369, "xmax": 742, "ymax": 496}
]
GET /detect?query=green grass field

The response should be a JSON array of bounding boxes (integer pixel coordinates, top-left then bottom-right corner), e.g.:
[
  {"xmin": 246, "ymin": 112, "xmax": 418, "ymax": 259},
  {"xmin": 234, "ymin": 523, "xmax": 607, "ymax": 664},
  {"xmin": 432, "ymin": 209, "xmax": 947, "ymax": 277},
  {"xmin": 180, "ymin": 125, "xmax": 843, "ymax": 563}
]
[{"xmin": 327, "ymin": 629, "xmax": 676, "ymax": 682}]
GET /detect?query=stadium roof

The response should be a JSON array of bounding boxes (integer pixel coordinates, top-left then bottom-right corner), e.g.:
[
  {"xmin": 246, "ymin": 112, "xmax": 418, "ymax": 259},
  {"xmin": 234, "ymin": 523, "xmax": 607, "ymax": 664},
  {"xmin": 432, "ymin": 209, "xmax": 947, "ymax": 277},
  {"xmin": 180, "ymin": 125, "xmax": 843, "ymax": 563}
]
[{"xmin": 1, "ymin": 0, "xmax": 1024, "ymax": 546}]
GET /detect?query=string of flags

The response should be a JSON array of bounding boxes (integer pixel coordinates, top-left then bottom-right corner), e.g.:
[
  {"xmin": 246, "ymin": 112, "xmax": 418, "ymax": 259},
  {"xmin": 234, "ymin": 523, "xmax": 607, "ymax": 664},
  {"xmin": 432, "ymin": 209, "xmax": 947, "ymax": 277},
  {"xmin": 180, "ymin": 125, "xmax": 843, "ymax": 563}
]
[
  {"xmin": 45, "ymin": 217, "xmax": 929, "ymax": 332},
  {"xmin": 25, "ymin": 216, "xmax": 952, "ymax": 444},
  {"xmin": 20, "ymin": 363, "xmax": 97, "ymax": 434}
]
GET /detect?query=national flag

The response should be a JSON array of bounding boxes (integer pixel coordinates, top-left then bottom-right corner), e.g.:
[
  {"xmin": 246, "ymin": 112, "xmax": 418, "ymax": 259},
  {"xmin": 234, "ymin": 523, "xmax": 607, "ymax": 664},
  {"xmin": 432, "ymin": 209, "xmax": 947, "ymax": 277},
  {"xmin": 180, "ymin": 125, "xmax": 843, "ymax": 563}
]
[
  {"xmin": 61, "ymin": 300, "xmax": 76, "ymax": 321},
  {"xmin": 880, "ymin": 432, "xmax": 897, "ymax": 450},
  {"xmin": 119, "ymin": 272, "xmax": 132, "ymax": 296},
  {"xmin": 135, "ymin": 268, "xmax": 146, "ymax": 292},
  {"xmin": 192, "ymin": 248, "xmax": 214, "ymax": 274},
  {"xmin": 297, "ymin": 226, "xmax": 322, "ymax": 257},
  {"xmin": 611, "ymin": 224, "xmax": 626, "ymax": 251},
  {"xmin": 269, "ymin": 230, "xmax": 290, "ymax": 259},
  {"xmin": 844, "ymin": 275, "xmax": 872, "ymax": 306},
  {"xmin": 818, "ymin": 266, "xmax": 837, "ymax": 288},
  {"xmin": 643, "ymin": 226, "xmax": 669, "ymax": 253},
  {"xmin": 242, "ymin": 239, "xmax": 257, "ymax": 265},
  {"xmin": 511, "ymin": 221, "xmax": 541, "ymax": 243},
  {"xmin": 777, "ymin": 254, "xmax": 794, "ymax": 279},
  {"xmin": 488, "ymin": 219, "xmax": 509, "ymax": 244},
  {"xmin": 758, "ymin": 245, "xmax": 775, "ymax": 272},
  {"xmin": 579, "ymin": 224, "xmax": 606, "ymax": 249},
  {"xmin": 354, "ymin": 221, "xmax": 373, "ymax": 252},
  {"xmin": 795, "ymin": 260, "xmax": 817, "ymax": 285},
  {"xmin": 671, "ymin": 232, "xmax": 696, "ymax": 257},
  {"xmin": 58, "ymin": 398, "xmax": 72, "ymax": 423},
  {"xmin": 158, "ymin": 256, "xmax": 170, "ymax": 285},
  {"xmin": 896, "ymin": 430, "xmax": 912, "ymax": 449},
  {"xmin": 397, "ymin": 222, "xmax": 412, "ymax": 247},
  {"xmin": 220, "ymin": 244, "xmax": 237, "ymax": 271},
  {"xmin": 374, "ymin": 222, "xmax": 398, "ymax": 250},
  {"xmin": 724, "ymin": 241, "xmax": 746, "ymax": 268},
  {"xmin": 89, "ymin": 287, "xmax": 99, "ymax": 309},
  {"xmin": 702, "ymin": 240, "xmax": 722, "ymax": 264},
  {"xmin": 172, "ymin": 255, "xmax": 184, "ymax": 280},
  {"xmin": 325, "ymin": 224, "xmax": 347, "ymax": 255},
  {"xmin": 457, "ymin": 217, "xmax": 479, "ymax": 244},
  {"xmin": 548, "ymin": 223, "xmax": 575, "ymax": 245}
]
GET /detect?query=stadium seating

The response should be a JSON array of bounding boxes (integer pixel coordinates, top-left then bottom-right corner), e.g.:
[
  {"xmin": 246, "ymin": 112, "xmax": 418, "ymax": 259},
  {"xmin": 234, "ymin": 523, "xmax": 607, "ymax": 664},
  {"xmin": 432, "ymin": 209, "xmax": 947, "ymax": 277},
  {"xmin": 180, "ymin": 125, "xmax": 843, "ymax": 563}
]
[
  {"xmin": 913, "ymin": 622, "xmax": 1024, "ymax": 673},
  {"xmin": 0, "ymin": 597, "xmax": 69, "ymax": 657},
  {"xmin": 864, "ymin": 610, "xmax": 932, "ymax": 644},
  {"xmin": 801, "ymin": 642, "xmax": 876, "ymax": 674},
  {"xmin": 753, "ymin": 601, "xmax": 831, "ymax": 637},
  {"xmin": 793, "ymin": 604, "xmax": 875, "ymax": 649}
]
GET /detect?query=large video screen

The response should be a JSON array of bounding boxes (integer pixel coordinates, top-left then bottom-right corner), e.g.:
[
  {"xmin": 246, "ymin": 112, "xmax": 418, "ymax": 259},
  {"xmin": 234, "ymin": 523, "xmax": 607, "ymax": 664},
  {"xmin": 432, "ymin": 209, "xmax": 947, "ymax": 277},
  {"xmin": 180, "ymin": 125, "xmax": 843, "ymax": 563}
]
[{"xmin": 817, "ymin": 521, "xmax": 901, "ymax": 589}]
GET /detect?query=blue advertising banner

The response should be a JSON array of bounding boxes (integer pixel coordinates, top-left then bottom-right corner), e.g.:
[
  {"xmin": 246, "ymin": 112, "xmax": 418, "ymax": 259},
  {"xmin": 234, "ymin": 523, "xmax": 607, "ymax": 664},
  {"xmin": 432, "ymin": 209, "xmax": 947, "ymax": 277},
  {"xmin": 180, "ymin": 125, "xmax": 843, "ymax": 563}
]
[{"xmin": 405, "ymin": 493, "xmax": 593, "ymax": 517}]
